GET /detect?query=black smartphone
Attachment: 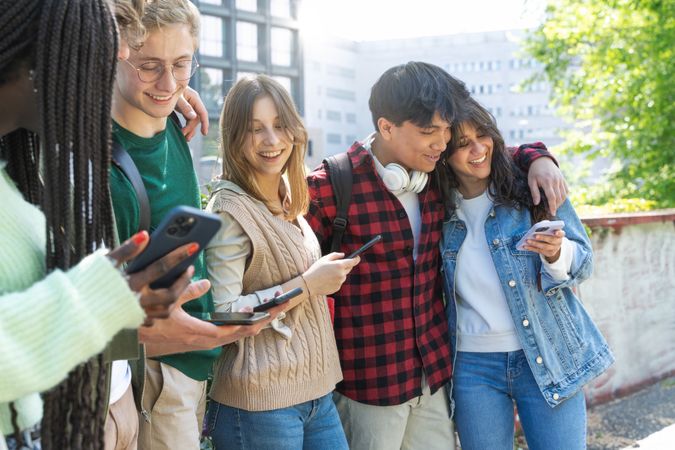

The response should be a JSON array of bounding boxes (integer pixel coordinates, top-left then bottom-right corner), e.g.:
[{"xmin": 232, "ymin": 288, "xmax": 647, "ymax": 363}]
[
  {"xmin": 205, "ymin": 312, "xmax": 270, "ymax": 326},
  {"xmin": 252, "ymin": 287, "xmax": 304, "ymax": 312},
  {"xmin": 346, "ymin": 235, "xmax": 383, "ymax": 259},
  {"xmin": 125, "ymin": 205, "xmax": 222, "ymax": 289}
]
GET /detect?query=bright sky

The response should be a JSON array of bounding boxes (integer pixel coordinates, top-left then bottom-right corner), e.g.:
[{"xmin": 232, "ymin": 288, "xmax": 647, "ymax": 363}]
[{"xmin": 299, "ymin": 0, "xmax": 548, "ymax": 41}]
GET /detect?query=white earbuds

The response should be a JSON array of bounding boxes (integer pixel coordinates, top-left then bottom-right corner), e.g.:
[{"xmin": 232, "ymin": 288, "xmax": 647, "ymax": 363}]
[{"xmin": 380, "ymin": 162, "xmax": 428, "ymax": 195}]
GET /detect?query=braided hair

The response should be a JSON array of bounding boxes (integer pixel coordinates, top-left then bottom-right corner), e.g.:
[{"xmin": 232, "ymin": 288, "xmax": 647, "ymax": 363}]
[{"xmin": 0, "ymin": 0, "xmax": 118, "ymax": 448}]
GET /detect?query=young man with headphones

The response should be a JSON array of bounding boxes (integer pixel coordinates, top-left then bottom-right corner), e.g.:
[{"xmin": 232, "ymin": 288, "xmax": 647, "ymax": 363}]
[{"xmin": 306, "ymin": 62, "xmax": 566, "ymax": 450}]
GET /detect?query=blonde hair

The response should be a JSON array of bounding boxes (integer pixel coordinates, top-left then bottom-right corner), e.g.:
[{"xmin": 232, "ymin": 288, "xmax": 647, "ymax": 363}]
[
  {"xmin": 115, "ymin": 0, "xmax": 200, "ymax": 49},
  {"xmin": 220, "ymin": 75, "xmax": 310, "ymax": 219},
  {"xmin": 114, "ymin": 0, "xmax": 147, "ymax": 48}
]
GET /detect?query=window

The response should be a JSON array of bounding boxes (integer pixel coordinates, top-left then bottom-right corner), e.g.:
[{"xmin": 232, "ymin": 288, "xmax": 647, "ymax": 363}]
[
  {"xmin": 345, "ymin": 135, "xmax": 357, "ymax": 145},
  {"xmin": 236, "ymin": 0, "xmax": 257, "ymax": 12},
  {"xmin": 272, "ymin": 76, "xmax": 292, "ymax": 95},
  {"xmin": 270, "ymin": 0, "xmax": 292, "ymax": 18},
  {"xmin": 326, "ymin": 65, "xmax": 355, "ymax": 79},
  {"xmin": 236, "ymin": 21, "xmax": 258, "ymax": 62},
  {"xmin": 236, "ymin": 71, "xmax": 257, "ymax": 80},
  {"xmin": 496, "ymin": 107, "xmax": 502, "ymax": 117},
  {"xmin": 326, "ymin": 133, "xmax": 341, "ymax": 144},
  {"xmin": 326, "ymin": 110, "xmax": 341, "ymax": 121},
  {"xmin": 271, "ymin": 27, "xmax": 293, "ymax": 66},
  {"xmin": 201, "ymin": 0, "xmax": 222, "ymax": 4},
  {"xmin": 345, "ymin": 113, "xmax": 356, "ymax": 123},
  {"xmin": 326, "ymin": 88, "xmax": 355, "ymax": 101},
  {"xmin": 200, "ymin": 15, "xmax": 223, "ymax": 57},
  {"xmin": 199, "ymin": 67, "xmax": 223, "ymax": 115}
]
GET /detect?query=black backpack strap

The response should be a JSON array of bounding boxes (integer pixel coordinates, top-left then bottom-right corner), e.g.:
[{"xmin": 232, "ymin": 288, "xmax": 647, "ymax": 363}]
[
  {"xmin": 111, "ymin": 140, "xmax": 151, "ymax": 232},
  {"xmin": 168, "ymin": 111, "xmax": 182, "ymax": 129},
  {"xmin": 324, "ymin": 152, "xmax": 353, "ymax": 253}
]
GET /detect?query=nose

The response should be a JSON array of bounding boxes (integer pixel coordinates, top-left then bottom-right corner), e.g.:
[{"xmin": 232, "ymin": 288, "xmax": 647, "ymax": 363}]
[
  {"xmin": 155, "ymin": 66, "xmax": 177, "ymax": 92},
  {"xmin": 431, "ymin": 131, "xmax": 448, "ymax": 152},
  {"xmin": 263, "ymin": 127, "xmax": 281, "ymax": 146}
]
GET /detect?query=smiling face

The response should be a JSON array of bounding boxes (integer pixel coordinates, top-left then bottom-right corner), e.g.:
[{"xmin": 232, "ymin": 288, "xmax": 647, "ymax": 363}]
[
  {"xmin": 446, "ymin": 121, "xmax": 493, "ymax": 198},
  {"xmin": 378, "ymin": 111, "xmax": 451, "ymax": 173},
  {"xmin": 242, "ymin": 95, "xmax": 294, "ymax": 188},
  {"xmin": 113, "ymin": 23, "xmax": 194, "ymax": 124}
]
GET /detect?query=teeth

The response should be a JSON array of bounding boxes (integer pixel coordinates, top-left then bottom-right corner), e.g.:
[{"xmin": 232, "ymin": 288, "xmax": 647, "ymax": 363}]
[
  {"xmin": 260, "ymin": 151, "xmax": 281, "ymax": 158},
  {"xmin": 148, "ymin": 93, "xmax": 171, "ymax": 101},
  {"xmin": 470, "ymin": 154, "xmax": 486, "ymax": 164}
]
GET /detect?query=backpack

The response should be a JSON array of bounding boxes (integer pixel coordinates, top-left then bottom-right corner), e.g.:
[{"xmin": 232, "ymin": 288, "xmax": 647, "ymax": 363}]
[
  {"xmin": 323, "ymin": 152, "xmax": 353, "ymax": 254},
  {"xmin": 111, "ymin": 112, "xmax": 182, "ymax": 232}
]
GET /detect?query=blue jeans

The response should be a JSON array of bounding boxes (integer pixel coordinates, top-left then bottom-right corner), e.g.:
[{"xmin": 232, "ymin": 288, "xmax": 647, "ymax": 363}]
[
  {"xmin": 205, "ymin": 393, "xmax": 348, "ymax": 450},
  {"xmin": 452, "ymin": 350, "xmax": 586, "ymax": 450}
]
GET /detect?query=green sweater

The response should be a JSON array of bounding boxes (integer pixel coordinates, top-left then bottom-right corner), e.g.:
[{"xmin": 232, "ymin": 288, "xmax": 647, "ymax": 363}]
[
  {"xmin": 0, "ymin": 162, "xmax": 144, "ymax": 436},
  {"xmin": 110, "ymin": 120, "xmax": 220, "ymax": 381}
]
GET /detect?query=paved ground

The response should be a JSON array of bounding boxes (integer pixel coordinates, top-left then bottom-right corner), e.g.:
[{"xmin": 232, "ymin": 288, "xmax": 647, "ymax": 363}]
[{"xmin": 586, "ymin": 377, "xmax": 675, "ymax": 449}]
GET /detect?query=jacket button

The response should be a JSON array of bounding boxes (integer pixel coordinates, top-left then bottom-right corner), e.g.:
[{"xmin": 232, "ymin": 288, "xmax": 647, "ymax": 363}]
[
  {"xmin": 489, "ymin": 210, "xmax": 496, "ymax": 217},
  {"xmin": 508, "ymin": 280, "xmax": 516, "ymax": 287},
  {"xmin": 536, "ymin": 356, "xmax": 543, "ymax": 364},
  {"xmin": 398, "ymin": 211, "xmax": 407, "ymax": 219},
  {"xmin": 522, "ymin": 319, "xmax": 530, "ymax": 327},
  {"xmin": 492, "ymin": 238, "xmax": 500, "ymax": 246},
  {"xmin": 553, "ymin": 393, "xmax": 560, "ymax": 400}
]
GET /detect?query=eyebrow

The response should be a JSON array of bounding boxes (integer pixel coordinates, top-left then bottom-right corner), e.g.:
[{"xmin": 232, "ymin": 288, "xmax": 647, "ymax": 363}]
[{"xmin": 135, "ymin": 54, "xmax": 193, "ymax": 63}]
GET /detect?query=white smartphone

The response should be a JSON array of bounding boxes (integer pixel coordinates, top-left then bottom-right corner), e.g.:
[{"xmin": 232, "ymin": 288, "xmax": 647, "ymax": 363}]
[{"xmin": 515, "ymin": 220, "xmax": 565, "ymax": 251}]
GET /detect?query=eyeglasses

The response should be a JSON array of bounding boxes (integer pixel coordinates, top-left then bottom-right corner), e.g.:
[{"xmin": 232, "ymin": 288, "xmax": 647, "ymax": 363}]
[{"xmin": 123, "ymin": 56, "xmax": 199, "ymax": 83}]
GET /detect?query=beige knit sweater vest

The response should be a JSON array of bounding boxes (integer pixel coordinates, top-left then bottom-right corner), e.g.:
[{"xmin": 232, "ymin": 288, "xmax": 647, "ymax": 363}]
[{"xmin": 208, "ymin": 184, "xmax": 342, "ymax": 411}]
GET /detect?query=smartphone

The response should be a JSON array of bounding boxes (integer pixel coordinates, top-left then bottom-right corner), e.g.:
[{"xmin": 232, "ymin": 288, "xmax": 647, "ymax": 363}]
[
  {"xmin": 346, "ymin": 235, "xmax": 383, "ymax": 259},
  {"xmin": 515, "ymin": 220, "xmax": 565, "ymax": 251},
  {"xmin": 252, "ymin": 287, "xmax": 304, "ymax": 312},
  {"xmin": 205, "ymin": 312, "xmax": 270, "ymax": 326},
  {"xmin": 125, "ymin": 205, "xmax": 222, "ymax": 289}
]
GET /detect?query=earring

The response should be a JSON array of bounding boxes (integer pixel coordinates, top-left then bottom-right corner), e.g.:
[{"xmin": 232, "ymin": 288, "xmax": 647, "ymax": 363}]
[{"xmin": 28, "ymin": 69, "xmax": 38, "ymax": 93}]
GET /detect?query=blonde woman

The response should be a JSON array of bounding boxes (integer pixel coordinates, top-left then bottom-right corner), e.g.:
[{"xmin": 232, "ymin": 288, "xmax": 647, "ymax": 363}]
[{"xmin": 204, "ymin": 75, "xmax": 358, "ymax": 449}]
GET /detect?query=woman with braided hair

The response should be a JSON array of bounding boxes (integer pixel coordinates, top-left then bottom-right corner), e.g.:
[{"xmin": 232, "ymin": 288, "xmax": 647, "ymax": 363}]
[{"xmin": 0, "ymin": 1, "xmax": 201, "ymax": 449}]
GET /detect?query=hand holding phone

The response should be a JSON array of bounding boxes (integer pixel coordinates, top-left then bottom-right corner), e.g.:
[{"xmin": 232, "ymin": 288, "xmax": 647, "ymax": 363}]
[
  {"xmin": 253, "ymin": 287, "xmax": 303, "ymax": 312},
  {"xmin": 346, "ymin": 235, "xmax": 383, "ymax": 259},
  {"xmin": 205, "ymin": 312, "xmax": 270, "ymax": 326},
  {"xmin": 516, "ymin": 220, "xmax": 565, "ymax": 251},
  {"xmin": 125, "ymin": 206, "xmax": 222, "ymax": 289}
]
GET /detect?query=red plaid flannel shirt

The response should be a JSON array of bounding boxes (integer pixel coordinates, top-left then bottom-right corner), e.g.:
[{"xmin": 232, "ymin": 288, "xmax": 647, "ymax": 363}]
[{"xmin": 306, "ymin": 141, "xmax": 552, "ymax": 406}]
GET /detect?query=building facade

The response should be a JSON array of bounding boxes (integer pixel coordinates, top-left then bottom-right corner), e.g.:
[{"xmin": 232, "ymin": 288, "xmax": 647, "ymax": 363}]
[
  {"xmin": 303, "ymin": 30, "xmax": 569, "ymax": 163},
  {"xmin": 192, "ymin": 0, "xmax": 304, "ymax": 182}
]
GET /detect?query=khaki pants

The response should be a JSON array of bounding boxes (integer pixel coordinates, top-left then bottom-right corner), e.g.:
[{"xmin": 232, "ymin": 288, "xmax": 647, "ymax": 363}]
[
  {"xmin": 333, "ymin": 381, "xmax": 456, "ymax": 450},
  {"xmin": 105, "ymin": 383, "xmax": 139, "ymax": 450},
  {"xmin": 137, "ymin": 360, "xmax": 207, "ymax": 450}
]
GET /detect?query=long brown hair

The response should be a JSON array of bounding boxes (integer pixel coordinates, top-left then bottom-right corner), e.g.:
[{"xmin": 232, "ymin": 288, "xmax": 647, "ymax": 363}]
[
  {"xmin": 438, "ymin": 97, "xmax": 551, "ymax": 222},
  {"xmin": 0, "ymin": 0, "xmax": 118, "ymax": 448},
  {"xmin": 219, "ymin": 75, "xmax": 309, "ymax": 219}
]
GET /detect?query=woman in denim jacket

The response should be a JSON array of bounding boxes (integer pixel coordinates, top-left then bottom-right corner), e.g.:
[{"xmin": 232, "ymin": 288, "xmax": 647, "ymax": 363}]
[{"xmin": 438, "ymin": 98, "xmax": 614, "ymax": 450}]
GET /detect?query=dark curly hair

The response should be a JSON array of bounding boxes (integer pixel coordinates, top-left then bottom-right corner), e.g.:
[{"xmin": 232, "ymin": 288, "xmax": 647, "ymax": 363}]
[{"xmin": 437, "ymin": 97, "xmax": 551, "ymax": 223}]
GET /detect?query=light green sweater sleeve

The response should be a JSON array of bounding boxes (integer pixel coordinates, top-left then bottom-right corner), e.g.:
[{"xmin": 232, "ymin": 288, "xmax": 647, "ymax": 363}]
[{"xmin": 0, "ymin": 249, "xmax": 145, "ymax": 402}]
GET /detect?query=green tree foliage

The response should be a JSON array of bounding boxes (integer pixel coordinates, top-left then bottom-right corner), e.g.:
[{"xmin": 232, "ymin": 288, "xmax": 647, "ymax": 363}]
[{"xmin": 526, "ymin": 0, "xmax": 674, "ymax": 207}]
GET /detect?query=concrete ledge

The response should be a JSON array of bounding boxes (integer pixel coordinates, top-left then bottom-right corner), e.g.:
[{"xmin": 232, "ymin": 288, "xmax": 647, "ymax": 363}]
[{"xmin": 581, "ymin": 209, "xmax": 675, "ymax": 229}]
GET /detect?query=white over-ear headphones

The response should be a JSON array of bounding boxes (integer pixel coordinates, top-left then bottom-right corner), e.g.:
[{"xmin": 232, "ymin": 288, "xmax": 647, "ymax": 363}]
[{"xmin": 379, "ymin": 162, "xmax": 428, "ymax": 195}]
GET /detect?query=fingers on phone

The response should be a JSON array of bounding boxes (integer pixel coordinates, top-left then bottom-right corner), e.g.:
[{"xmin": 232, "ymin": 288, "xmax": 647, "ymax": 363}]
[
  {"xmin": 108, "ymin": 231, "xmax": 149, "ymax": 266},
  {"xmin": 131, "ymin": 243, "xmax": 197, "ymax": 289}
]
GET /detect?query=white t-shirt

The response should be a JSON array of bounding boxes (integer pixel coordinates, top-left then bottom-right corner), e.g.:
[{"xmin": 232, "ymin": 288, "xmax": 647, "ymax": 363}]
[{"xmin": 109, "ymin": 360, "xmax": 131, "ymax": 405}]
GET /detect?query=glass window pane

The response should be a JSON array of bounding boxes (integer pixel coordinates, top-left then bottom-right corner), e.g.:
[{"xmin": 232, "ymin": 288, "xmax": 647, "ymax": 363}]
[
  {"xmin": 200, "ymin": 0, "xmax": 222, "ymax": 5},
  {"xmin": 199, "ymin": 67, "xmax": 224, "ymax": 115},
  {"xmin": 236, "ymin": 71, "xmax": 258, "ymax": 81},
  {"xmin": 271, "ymin": 27, "xmax": 292, "ymax": 66},
  {"xmin": 236, "ymin": 0, "xmax": 257, "ymax": 12},
  {"xmin": 200, "ymin": 15, "xmax": 223, "ymax": 57},
  {"xmin": 236, "ymin": 21, "xmax": 258, "ymax": 62},
  {"xmin": 270, "ymin": 0, "xmax": 292, "ymax": 18},
  {"xmin": 272, "ymin": 76, "xmax": 292, "ymax": 95}
]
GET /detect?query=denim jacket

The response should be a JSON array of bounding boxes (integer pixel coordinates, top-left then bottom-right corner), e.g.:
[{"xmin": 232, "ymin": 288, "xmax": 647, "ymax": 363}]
[{"xmin": 441, "ymin": 198, "xmax": 614, "ymax": 409}]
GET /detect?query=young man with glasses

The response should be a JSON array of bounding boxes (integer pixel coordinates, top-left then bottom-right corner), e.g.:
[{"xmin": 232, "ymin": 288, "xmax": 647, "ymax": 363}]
[{"xmin": 108, "ymin": 2, "xmax": 215, "ymax": 449}]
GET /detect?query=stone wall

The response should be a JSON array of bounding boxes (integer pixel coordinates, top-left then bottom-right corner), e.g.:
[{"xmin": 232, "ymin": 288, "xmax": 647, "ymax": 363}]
[{"xmin": 579, "ymin": 210, "xmax": 675, "ymax": 405}]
